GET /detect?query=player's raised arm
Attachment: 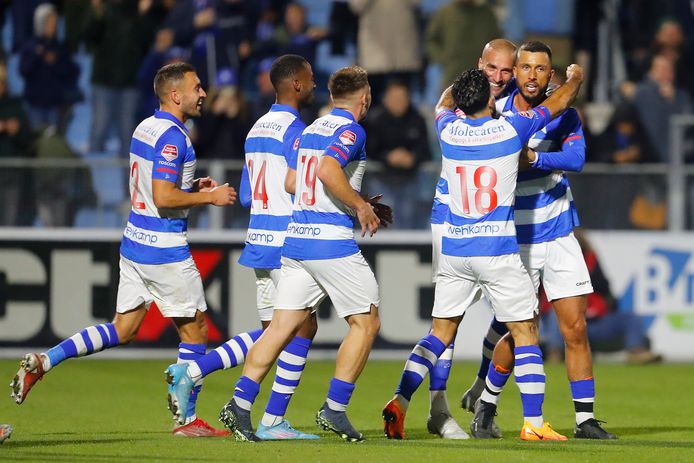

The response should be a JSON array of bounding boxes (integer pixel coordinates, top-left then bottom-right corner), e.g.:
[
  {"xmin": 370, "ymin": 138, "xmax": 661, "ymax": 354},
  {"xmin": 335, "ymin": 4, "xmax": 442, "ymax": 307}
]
[
  {"xmin": 539, "ymin": 64, "xmax": 584, "ymax": 120},
  {"xmin": 435, "ymin": 85, "xmax": 455, "ymax": 114}
]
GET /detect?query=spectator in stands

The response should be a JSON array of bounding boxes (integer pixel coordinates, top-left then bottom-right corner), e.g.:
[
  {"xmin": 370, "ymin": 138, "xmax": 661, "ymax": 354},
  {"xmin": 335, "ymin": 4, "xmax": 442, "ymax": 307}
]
[
  {"xmin": 165, "ymin": 0, "xmax": 255, "ymax": 88},
  {"xmin": 349, "ymin": 0, "xmax": 423, "ymax": 102},
  {"xmin": 426, "ymin": 0, "xmax": 500, "ymax": 92},
  {"xmin": 363, "ymin": 80, "xmax": 430, "ymax": 229},
  {"xmin": 19, "ymin": 3, "xmax": 81, "ymax": 135},
  {"xmin": 0, "ymin": 64, "xmax": 34, "ymax": 226},
  {"xmin": 273, "ymin": 2, "xmax": 327, "ymax": 68},
  {"xmin": 192, "ymin": 68, "xmax": 251, "ymax": 160},
  {"xmin": 541, "ymin": 231, "xmax": 662, "ymax": 364},
  {"xmin": 593, "ymin": 101, "xmax": 657, "ymax": 164},
  {"xmin": 248, "ymin": 57, "xmax": 276, "ymax": 123},
  {"xmin": 633, "ymin": 54, "xmax": 692, "ymax": 163},
  {"xmin": 83, "ymin": 0, "xmax": 160, "ymax": 157},
  {"xmin": 137, "ymin": 28, "xmax": 188, "ymax": 121},
  {"xmin": 651, "ymin": 18, "xmax": 694, "ymax": 99}
]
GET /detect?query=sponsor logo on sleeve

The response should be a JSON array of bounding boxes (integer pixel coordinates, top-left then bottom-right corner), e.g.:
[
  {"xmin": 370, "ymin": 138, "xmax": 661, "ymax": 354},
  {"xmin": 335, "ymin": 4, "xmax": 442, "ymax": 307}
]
[
  {"xmin": 339, "ymin": 130, "xmax": 357, "ymax": 145},
  {"xmin": 293, "ymin": 137, "xmax": 300, "ymax": 150},
  {"xmin": 161, "ymin": 144, "xmax": 178, "ymax": 162},
  {"xmin": 517, "ymin": 110, "xmax": 536, "ymax": 119}
]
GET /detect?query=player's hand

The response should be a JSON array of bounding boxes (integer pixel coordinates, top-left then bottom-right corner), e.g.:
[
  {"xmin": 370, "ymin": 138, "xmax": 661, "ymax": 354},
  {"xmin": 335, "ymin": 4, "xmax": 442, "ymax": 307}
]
[
  {"xmin": 367, "ymin": 194, "xmax": 393, "ymax": 228},
  {"xmin": 194, "ymin": 176, "xmax": 218, "ymax": 192},
  {"xmin": 356, "ymin": 202, "xmax": 380, "ymax": 238},
  {"xmin": 519, "ymin": 146, "xmax": 536, "ymax": 171},
  {"xmin": 209, "ymin": 183, "xmax": 237, "ymax": 206},
  {"xmin": 566, "ymin": 64, "xmax": 584, "ymax": 83}
]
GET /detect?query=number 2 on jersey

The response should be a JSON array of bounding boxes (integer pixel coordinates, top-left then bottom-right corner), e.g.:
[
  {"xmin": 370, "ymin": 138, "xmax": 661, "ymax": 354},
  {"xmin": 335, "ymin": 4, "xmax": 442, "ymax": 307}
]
[
  {"xmin": 130, "ymin": 161, "xmax": 145, "ymax": 210},
  {"xmin": 248, "ymin": 159, "xmax": 269, "ymax": 209},
  {"xmin": 299, "ymin": 155, "xmax": 318, "ymax": 206},
  {"xmin": 455, "ymin": 166, "xmax": 498, "ymax": 214}
]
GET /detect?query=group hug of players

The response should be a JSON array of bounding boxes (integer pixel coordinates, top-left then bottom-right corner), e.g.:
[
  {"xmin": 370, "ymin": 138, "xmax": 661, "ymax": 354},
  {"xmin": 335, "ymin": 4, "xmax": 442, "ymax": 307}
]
[{"xmin": 10, "ymin": 37, "xmax": 617, "ymax": 443}]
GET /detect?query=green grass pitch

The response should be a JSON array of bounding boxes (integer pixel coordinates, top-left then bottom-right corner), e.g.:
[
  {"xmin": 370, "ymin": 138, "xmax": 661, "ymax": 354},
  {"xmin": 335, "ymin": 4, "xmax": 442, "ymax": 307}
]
[{"xmin": 1, "ymin": 359, "xmax": 693, "ymax": 462}]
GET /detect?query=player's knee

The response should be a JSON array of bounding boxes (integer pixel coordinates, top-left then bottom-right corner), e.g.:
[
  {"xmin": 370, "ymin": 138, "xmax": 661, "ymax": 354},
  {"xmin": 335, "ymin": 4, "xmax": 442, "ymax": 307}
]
[{"xmin": 560, "ymin": 317, "xmax": 587, "ymax": 346}]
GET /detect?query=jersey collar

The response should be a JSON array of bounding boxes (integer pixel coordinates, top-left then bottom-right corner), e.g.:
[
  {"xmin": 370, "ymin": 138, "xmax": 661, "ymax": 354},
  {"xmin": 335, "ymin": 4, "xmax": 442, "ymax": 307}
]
[
  {"xmin": 270, "ymin": 103, "xmax": 300, "ymax": 117},
  {"xmin": 154, "ymin": 110, "xmax": 189, "ymax": 134},
  {"xmin": 330, "ymin": 107, "xmax": 356, "ymax": 122},
  {"xmin": 502, "ymin": 89, "xmax": 520, "ymax": 113}
]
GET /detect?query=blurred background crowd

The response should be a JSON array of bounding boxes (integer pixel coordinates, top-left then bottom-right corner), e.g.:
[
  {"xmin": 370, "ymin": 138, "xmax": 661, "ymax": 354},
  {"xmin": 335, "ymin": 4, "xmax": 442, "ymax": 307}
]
[{"xmin": 0, "ymin": 0, "xmax": 693, "ymax": 231}]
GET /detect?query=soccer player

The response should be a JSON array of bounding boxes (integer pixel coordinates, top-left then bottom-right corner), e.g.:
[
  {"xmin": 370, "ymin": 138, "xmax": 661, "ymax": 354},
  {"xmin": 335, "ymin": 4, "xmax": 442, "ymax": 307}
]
[
  {"xmin": 383, "ymin": 63, "xmax": 584, "ymax": 441},
  {"xmin": 164, "ymin": 54, "xmax": 320, "ymax": 440},
  {"xmin": 468, "ymin": 41, "xmax": 617, "ymax": 440},
  {"xmin": 426, "ymin": 38, "xmax": 517, "ymax": 440},
  {"xmin": 219, "ymin": 65, "xmax": 384, "ymax": 442},
  {"xmin": 10, "ymin": 63, "xmax": 236, "ymax": 437}
]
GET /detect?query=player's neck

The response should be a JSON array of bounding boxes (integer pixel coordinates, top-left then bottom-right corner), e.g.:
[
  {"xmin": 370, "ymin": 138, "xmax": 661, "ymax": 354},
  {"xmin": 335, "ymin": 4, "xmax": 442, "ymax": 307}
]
[
  {"xmin": 333, "ymin": 104, "xmax": 361, "ymax": 121},
  {"xmin": 513, "ymin": 93, "xmax": 545, "ymax": 111},
  {"xmin": 159, "ymin": 105, "xmax": 186, "ymax": 123},
  {"xmin": 467, "ymin": 108, "xmax": 492, "ymax": 120},
  {"xmin": 275, "ymin": 96, "xmax": 300, "ymax": 112}
]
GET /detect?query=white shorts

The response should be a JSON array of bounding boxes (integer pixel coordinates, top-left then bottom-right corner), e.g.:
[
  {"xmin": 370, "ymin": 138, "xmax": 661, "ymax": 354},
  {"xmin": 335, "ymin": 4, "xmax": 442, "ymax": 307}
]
[
  {"xmin": 433, "ymin": 252, "xmax": 538, "ymax": 322},
  {"xmin": 116, "ymin": 256, "xmax": 207, "ymax": 318},
  {"xmin": 255, "ymin": 268, "xmax": 282, "ymax": 322},
  {"xmin": 275, "ymin": 252, "xmax": 380, "ymax": 318},
  {"xmin": 520, "ymin": 232, "xmax": 593, "ymax": 301},
  {"xmin": 431, "ymin": 223, "xmax": 444, "ymax": 283}
]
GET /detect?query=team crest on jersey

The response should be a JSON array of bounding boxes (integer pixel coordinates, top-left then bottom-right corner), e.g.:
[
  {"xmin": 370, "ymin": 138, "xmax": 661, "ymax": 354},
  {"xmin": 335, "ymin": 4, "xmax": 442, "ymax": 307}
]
[
  {"xmin": 339, "ymin": 130, "xmax": 356, "ymax": 145},
  {"xmin": 161, "ymin": 144, "xmax": 178, "ymax": 162},
  {"xmin": 518, "ymin": 110, "xmax": 535, "ymax": 119},
  {"xmin": 293, "ymin": 137, "xmax": 300, "ymax": 150}
]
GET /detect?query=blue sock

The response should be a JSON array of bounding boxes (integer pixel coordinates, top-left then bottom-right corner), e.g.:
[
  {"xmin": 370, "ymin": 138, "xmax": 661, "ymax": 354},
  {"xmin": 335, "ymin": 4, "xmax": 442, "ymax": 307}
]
[
  {"xmin": 326, "ymin": 377, "xmax": 355, "ymax": 412},
  {"xmin": 476, "ymin": 318, "xmax": 508, "ymax": 381},
  {"xmin": 479, "ymin": 362, "xmax": 511, "ymax": 405},
  {"xmin": 233, "ymin": 375, "xmax": 261, "ymax": 411},
  {"xmin": 514, "ymin": 345, "xmax": 545, "ymax": 426},
  {"xmin": 178, "ymin": 343, "xmax": 206, "ymax": 422},
  {"xmin": 570, "ymin": 377, "xmax": 595, "ymax": 425},
  {"xmin": 429, "ymin": 342, "xmax": 454, "ymax": 391},
  {"xmin": 193, "ymin": 329, "xmax": 263, "ymax": 378},
  {"xmin": 45, "ymin": 323, "xmax": 119, "ymax": 369},
  {"xmin": 395, "ymin": 334, "xmax": 447, "ymax": 405},
  {"xmin": 263, "ymin": 336, "xmax": 312, "ymax": 425}
]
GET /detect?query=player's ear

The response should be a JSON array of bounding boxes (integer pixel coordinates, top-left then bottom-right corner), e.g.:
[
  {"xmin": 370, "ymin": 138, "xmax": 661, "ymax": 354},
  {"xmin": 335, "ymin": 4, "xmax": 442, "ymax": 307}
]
[
  {"xmin": 170, "ymin": 87, "xmax": 181, "ymax": 105},
  {"xmin": 549, "ymin": 68, "xmax": 555, "ymax": 82}
]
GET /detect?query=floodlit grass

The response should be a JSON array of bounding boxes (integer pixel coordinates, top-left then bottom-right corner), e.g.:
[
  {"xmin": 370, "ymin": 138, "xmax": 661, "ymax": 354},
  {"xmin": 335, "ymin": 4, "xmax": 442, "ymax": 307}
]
[{"xmin": 1, "ymin": 359, "xmax": 693, "ymax": 462}]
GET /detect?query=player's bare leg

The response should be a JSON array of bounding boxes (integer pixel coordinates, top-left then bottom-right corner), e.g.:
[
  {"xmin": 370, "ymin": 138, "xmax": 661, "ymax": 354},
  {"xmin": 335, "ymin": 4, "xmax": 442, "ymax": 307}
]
[
  {"xmin": 553, "ymin": 295, "xmax": 616, "ymax": 439},
  {"xmin": 169, "ymin": 310, "xmax": 229, "ymax": 437},
  {"xmin": 11, "ymin": 304, "xmax": 147, "ymax": 405},
  {"xmin": 318, "ymin": 305, "xmax": 380, "ymax": 442},
  {"xmin": 507, "ymin": 320, "xmax": 565, "ymax": 440},
  {"xmin": 384, "ymin": 316, "xmax": 461, "ymax": 439},
  {"xmin": 220, "ymin": 308, "xmax": 310, "ymax": 441}
]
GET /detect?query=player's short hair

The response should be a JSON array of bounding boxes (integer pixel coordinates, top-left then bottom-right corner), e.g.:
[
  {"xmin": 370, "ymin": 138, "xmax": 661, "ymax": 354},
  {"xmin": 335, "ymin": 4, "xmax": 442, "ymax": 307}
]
[
  {"xmin": 452, "ymin": 69, "xmax": 490, "ymax": 115},
  {"xmin": 484, "ymin": 38, "xmax": 517, "ymax": 55},
  {"xmin": 269, "ymin": 54, "xmax": 309, "ymax": 89},
  {"xmin": 154, "ymin": 62, "xmax": 197, "ymax": 102},
  {"xmin": 515, "ymin": 41, "xmax": 553, "ymax": 64},
  {"xmin": 328, "ymin": 66, "xmax": 369, "ymax": 100}
]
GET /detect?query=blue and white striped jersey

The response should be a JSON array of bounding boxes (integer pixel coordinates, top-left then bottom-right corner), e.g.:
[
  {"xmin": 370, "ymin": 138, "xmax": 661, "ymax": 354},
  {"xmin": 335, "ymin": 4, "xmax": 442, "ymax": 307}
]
[
  {"xmin": 435, "ymin": 106, "xmax": 551, "ymax": 257},
  {"xmin": 120, "ymin": 110, "xmax": 195, "ymax": 265},
  {"xmin": 238, "ymin": 104, "xmax": 306, "ymax": 269},
  {"xmin": 496, "ymin": 90, "xmax": 585, "ymax": 244},
  {"xmin": 282, "ymin": 108, "xmax": 367, "ymax": 260}
]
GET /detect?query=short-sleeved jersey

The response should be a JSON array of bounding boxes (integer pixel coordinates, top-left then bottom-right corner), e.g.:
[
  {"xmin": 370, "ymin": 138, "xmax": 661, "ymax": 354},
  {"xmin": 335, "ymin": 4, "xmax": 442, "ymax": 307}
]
[
  {"xmin": 120, "ymin": 110, "xmax": 196, "ymax": 265},
  {"xmin": 435, "ymin": 106, "xmax": 551, "ymax": 257},
  {"xmin": 238, "ymin": 104, "xmax": 306, "ymax": 269},
  {"xmin": 496, "ymin": 90, "xmax": 583, "ymax": 244},
  {"xmin": 282, "ymin": 108, "xmax": 367, "ymax": 260}
]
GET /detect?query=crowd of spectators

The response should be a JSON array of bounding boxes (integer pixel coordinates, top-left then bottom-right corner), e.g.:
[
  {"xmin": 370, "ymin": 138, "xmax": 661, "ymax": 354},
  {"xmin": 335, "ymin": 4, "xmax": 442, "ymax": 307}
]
[{"xmin": 0, "ymin": 0, "xmax": 692, "ymax": 229}]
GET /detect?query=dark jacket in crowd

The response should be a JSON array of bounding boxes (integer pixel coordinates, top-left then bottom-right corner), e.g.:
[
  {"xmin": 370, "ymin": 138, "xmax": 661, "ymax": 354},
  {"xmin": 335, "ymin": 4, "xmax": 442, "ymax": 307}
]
[
  {"xmin": 19, "ymin": 37, "xmax": 80, "ymax": 109},
  {"xmin": 0, "ymin": 95, "xmax": 33, "ymax": 158},
  {"xmin": 364, "ymin": 104, "xmax": 431, "ymax": 183},
  {"xmin": 83, "ymin": 0, "xmax": 159, "ymax": 87}
]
